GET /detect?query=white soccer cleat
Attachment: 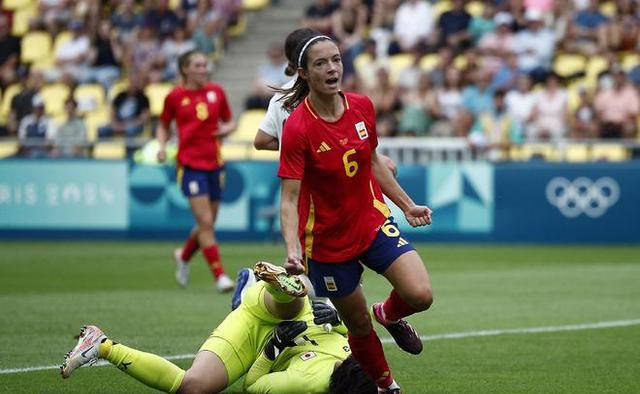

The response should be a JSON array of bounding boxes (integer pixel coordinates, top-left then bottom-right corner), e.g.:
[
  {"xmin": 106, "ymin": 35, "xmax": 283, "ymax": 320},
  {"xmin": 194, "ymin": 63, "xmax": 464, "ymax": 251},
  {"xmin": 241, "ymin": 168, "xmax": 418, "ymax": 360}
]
[
  {"xmin": 174, "ymin": 248, "xmax": 190, "ymax": 288},
  {"xmin": 216, "ymin": 273, "xmax": 234, "ymax": 293},
  {"xmin": 60, "ymin": 325, "xmax": 107, "ymax": 379}
]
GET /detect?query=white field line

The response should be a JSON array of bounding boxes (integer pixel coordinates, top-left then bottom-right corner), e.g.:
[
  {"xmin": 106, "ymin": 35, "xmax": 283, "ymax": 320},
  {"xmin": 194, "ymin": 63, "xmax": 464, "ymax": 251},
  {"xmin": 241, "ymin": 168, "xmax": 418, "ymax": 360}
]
[{"xmin": 2, "ymin": 319, "xmax": 639, "ymax": 375}]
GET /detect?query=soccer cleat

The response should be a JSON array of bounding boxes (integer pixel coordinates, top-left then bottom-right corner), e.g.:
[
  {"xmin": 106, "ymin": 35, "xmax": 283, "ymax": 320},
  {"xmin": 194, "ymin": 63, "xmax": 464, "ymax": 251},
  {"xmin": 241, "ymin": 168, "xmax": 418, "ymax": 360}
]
[
  {"xmin": 253, "ymin": 261, "xmax": 308, "ymax": 298},
  {"xmin": 60, "ymin": 325, "xmax": 107, "ymax": 379},
  {"xmin": 216, "ymin": 273, "xmax": 234, "ymax": 293},
  {"xmin": 372, "ymin": 303, "xmax": 423, "ymax": 355},
  {"xmin": 231, "ymin": 268, "xmax": 257, "ymax": 311},
  {"xmin": 378, "ymin": 380, "xmax": 402, "ymax": 393},
  {"xmin": 174, "ymin": 248, "xmax": 190, "ymax": 288}
]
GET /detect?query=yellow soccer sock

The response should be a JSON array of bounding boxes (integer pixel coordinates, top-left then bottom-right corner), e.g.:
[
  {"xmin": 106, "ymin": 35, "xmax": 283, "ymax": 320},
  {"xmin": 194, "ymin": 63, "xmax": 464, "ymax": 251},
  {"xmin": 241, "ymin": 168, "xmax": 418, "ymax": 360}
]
[
  {"xmin": 264, "ymin": 282, "xmax": 296, "ymax": 303},
  {"xmin": 103, "ymin": 342, "xmax": 185, "ymax": 393}
]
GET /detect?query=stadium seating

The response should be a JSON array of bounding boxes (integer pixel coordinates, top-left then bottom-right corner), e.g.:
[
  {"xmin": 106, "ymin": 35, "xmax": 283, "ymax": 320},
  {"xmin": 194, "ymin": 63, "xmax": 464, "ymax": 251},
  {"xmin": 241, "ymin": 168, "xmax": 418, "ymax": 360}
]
[
  {"xmin": 229, "ymin": 109, "xmax": 267, "ymax": 144},
  {"xmin": 465, "ymin": 1, "xmax": 484, "ymax": 17},
  {"xmin": 74, "ymin": 84, "xmax": 106, "ymax": 114},
  {"xmin": 432, "ymin": 1, "xmax": 453, "ymax": 21},
  {"xmin": 222, "ymin": 143, "xmax": 252, "ymax": 161},
  {"xmin": 388, "ymin": 54, "xmax": 413, "ymax": 84},
  {"xmin": 227, "ymin": 14, "xmax": 248, "ymax": 37},
  {"xmin": 591, "ymin": 143, "xmax": 628, "ymax": 161},
  {"xmin": 20, "ymin": 31, "xmax": 52, "ymax": 64},
  {"xmin": 553, "ymin": 53, "xmax": 587, "ymax": 79},
  {"xmin": 11, "ymin": 4, "xmax": 37, "ymax": 36},
  {"xmin": 243, "ymin": 0, "xmax": 271, "ymax": 12},
  {"xmin": 510, "ymin": 144, "xmax": 561, "ymax": 161},
  {"xmin": 144, "ymin": 83, "xmax": 174, "ymax": 116},
  {"xmin": 621, "ymin": 52, "xmax": 640, "ymax": 71},
  {"xmin": 584, "ymin": 56, "xmax": 608, "ymax": 87},
  {"xmin": 40, "ymin": 83, "xmax": 70, "ymax": 115},
  {"xmin": 0, "ymin": 83, "xmax": 21, "ymax": 124},
  {"xmin": 564, "ymin": 144, "xmax": 590, "ymax": 162},
  {"xmin": 420, "ymin": 53, "xmax": 440, "ymax": 72},
  {"xmin": 85, "ymin": 107, "xmax": 110, "ymax": 142},
  {"xmin": 0, "ymin": 140, "xmax": 18, "ymax": 159},
  {"xmin": 1, "ymin": 0, "xmax": 31, "ymax": 10},
  {"xmin": 93, "ymin": 141, "xmax": 126, "ymax": 160}
]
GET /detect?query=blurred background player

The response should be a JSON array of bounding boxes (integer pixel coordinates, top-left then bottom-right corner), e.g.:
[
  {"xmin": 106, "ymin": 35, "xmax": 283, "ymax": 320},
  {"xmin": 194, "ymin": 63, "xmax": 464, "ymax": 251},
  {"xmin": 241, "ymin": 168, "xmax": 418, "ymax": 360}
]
[
  {"xmin": 61, "ymin": 261, "xmax": 378, "ymax": 394},
  {"xmin": 278, "ymin": 34, "xmax": 433, "ymax": 393},
  {"xmin": 156, "ymin": 50, "xmax": 236, "ymax": 292}
]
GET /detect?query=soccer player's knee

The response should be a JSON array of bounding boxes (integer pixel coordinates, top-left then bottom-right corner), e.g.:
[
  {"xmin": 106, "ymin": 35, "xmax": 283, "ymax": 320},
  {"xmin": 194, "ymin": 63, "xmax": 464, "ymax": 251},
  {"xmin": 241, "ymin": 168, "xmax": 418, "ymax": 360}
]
[
  {"xmin": 408, "ymin": 287, "xmax": 433, "ymax": 312},
  {"xmin": 179, "ymin": 376, "xmax": 218, "ymax": 394}
]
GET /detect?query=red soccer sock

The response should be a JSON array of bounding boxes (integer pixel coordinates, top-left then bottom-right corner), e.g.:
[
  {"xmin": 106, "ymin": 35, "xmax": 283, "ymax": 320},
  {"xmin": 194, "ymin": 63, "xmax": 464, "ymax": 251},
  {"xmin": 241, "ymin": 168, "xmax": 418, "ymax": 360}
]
[
  {"xmin": 203, "ymin": 245, "xmax": 224, "ymax": 279},
  {"xmin": 348, "ymin": 330, "xmax": 393, "ymax": 388},
  {"xmin": 180, "ymin": 235, "xmax": 199, "ymax": 261},
  {"xmin": 383, "ymin": 289, "xmax": 417, "ymax": 322}
]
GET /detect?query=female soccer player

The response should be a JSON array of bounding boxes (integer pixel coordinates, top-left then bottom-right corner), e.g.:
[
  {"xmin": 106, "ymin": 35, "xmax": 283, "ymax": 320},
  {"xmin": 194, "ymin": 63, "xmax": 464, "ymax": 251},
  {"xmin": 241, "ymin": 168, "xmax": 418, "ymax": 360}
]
[
  {"xmin": 61, "ymin": 262, "xmax": 378, "ymax": 394},
  {"xmin": 278, "ymin": 34, "xmax": 434, "ymax": 393},
  {"xmin": 157, "ymin": 50, "xmax": 235, "ymax": 292}
]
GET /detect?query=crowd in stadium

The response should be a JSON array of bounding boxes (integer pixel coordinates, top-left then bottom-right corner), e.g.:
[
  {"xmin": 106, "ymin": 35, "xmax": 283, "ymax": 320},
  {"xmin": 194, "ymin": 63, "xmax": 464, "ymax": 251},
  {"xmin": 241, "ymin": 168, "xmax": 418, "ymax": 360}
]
[{"xmin": 1, "ymin": 0, "xmax": 639, "ymax": 159}]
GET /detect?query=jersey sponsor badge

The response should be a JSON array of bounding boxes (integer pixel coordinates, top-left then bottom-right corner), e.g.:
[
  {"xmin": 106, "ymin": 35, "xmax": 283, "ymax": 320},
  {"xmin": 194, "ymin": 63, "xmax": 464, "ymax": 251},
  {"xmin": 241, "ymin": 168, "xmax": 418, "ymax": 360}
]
[
  {"xmin": 188, "ymin": 181, "xmax": 199, "ymax": 195},
  {"xmin": 324, "ymin": 276, "xmax": 338, "ymax": 292},
  {"xmin": 300, "ymin": 351, "xmax": 317, "ymax": 361},
  {"xmin": 207, "ymin": 91, "xmax": 217, "ymax": 103},
  {"xmin": 355, "ymin": 121, "xmax": 368, "ymax": 140}
]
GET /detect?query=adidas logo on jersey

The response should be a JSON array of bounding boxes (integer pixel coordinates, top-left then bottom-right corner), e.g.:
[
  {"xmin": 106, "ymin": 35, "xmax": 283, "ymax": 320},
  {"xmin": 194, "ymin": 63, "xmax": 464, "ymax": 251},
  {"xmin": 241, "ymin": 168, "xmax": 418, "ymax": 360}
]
[
  {"xmin": 316, "ymin": 141, "xmax": 331, "ymax": 153},
  {"xmin": 397, "ymin": 237, "xmax": 409, "ymax": 247}
]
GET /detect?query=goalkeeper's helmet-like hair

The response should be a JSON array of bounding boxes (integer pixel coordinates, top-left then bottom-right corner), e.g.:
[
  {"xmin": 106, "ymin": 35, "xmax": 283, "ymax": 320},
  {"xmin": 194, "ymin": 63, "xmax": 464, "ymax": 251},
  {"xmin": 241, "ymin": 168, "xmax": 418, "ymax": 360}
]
[{"xmin": 329, "ymin": 355, "xmax": 377, "ymax": 394}]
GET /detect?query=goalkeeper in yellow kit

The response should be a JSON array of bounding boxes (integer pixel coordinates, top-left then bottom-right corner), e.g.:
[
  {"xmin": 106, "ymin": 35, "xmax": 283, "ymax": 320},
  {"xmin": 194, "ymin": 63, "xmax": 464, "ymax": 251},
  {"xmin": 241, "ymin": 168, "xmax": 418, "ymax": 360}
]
[{"xmin": 60, "ymin": 262, "xmax": 377, "ymax": 393}]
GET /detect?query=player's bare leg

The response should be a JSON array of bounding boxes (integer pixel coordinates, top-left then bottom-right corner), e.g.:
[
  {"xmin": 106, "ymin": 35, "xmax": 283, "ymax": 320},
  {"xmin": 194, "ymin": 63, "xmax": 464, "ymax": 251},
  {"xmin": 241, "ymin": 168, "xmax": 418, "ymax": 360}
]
[{"xmin": 179, "ymin": 351, "xmax": 228, "ymax": 394}]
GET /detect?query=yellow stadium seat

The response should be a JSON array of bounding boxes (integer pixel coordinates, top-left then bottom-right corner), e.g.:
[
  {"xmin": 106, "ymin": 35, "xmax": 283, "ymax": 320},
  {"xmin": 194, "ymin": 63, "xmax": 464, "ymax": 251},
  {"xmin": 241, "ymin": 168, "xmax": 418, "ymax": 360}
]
[
  {"xmin": 584, "ymin": 56, "xmax": 608, "ymax": 87},
  {"xmin": 566, "ymin": 81, "xmax": 584, "ymax": 112},
  {"xmin": 93, "ymin": 141, "xmax": 126, "ymax": 160},
  {"xmin": 144, "ymin": 83, "xmax": 174, "ymax": 116},
  {"xmin": 453, "ymin": 54, "xmax": 468, "ymax": 70},
  {"xmin": 52, "ymin": 30, "xmax": 73, "ymax": 56},
  {"xmin": 510, "ymin": 144, "xmax": 561, "ymax": 161},
  {"xmin": 11, "ymin": 5, "xmax": 37, "ymax": 36},
  {"xmin": 0, "ymin": 140, "xmax": 19, "ymax": 159},
  {"xmin": 230, "ymin": 109, "xmax": 267, "ymax": 143},
  {"xmin": 621, "ymin": 52, "xmax": 640, "ymax": 71},
  {"xmin": 353, "ymin": 53, "xmax": 372, "ymax": 74},
  {"xmin": 591, "ymin": 144, "xmax": 628, "ymax": 161},
  {"xmin": 221, "ymin": 143, "xmax": 251, "ymax": 161},
  {"xmin": 52, "ymin": 113, "xmax": 68, "ymax": 126},
  {"xmin": 74, "ymin": 83, "xmax": 106, "ymax": 113},
  {"xmin": 419, "ymin": 53, "xmax": 439, "ymax": 71},
  {"xmin": 21, "ymin": 31, "xmax": 52, "ymax": 64},
  {"xmin": 108, "ymin": 79, "xmax": 129, "ymax": 102},
  {"xmin": 0, "ymin": 83, "xmax": 21, "ymax": 124},
  {"xmin": 40, "ymin": 83, "xmax": 70, "ymax": 115},
  {"xmin": 85, "ymin": 108, "xmax": 111, "ymax": 142},
  {"xmin": 2, "ymin": 0, "xmax": 32, "ymax": 10},
  {"xmin": 243, "ymin": 0, "xmax": 270, "ymax": 11},
  {"xmin": 553, "ymin": 53, "xmax": 586, "ymax": 78},
  {"xmin": 227, "ymin": 13, "xmax": 247, "ymax": 37},
  {"xmin": 169, "ymin": 0, "xmax": 180, "ymax": 9},
  {"xmin": 564, "ymin": 144, "xmax": 589, "ymax": 162},
  {"xmin": 388, "ymin": 54, "xmax": 413, "ymax": 84},
  {"xmin": 465, "ymin": 1, "xmax": 484, "ymax": 17},
  {"xmin": 251, "ymin": 148, "xmax": 279, "ymax": 161},
  {"xmin": 432, "ymin": 0, "xmax": 453, "ymax": 21},
  {"xmin": 599, "ymin": 1, "xmax": 617, "ymax": 18}
]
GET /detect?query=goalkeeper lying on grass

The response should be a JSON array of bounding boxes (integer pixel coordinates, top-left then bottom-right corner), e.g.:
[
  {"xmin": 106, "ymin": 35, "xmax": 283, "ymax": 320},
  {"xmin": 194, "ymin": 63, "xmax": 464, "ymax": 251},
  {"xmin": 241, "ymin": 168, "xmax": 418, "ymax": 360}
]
[{"xmin": 61, "ymin": 261, "xmax": 377, "ymax": 393}]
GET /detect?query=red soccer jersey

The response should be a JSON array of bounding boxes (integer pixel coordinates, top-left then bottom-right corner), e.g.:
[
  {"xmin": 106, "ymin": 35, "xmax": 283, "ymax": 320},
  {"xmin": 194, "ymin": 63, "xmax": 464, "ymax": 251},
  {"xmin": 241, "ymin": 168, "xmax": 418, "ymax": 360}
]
[
  {"xmin": 278, "ymin": 92, "xmax": 390, "ymax": 263},
  {"xmin": 160, "ymin": 83, "xmax": 231, "ymax": 170}
]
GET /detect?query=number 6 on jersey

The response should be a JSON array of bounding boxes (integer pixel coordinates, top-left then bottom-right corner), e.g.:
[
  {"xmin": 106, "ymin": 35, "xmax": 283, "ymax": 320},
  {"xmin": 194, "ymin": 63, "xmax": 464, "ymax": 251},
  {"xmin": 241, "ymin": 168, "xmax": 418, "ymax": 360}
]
[{"xmin": 342, "ymin": 149, "xmax": 358, "ymax": 177}]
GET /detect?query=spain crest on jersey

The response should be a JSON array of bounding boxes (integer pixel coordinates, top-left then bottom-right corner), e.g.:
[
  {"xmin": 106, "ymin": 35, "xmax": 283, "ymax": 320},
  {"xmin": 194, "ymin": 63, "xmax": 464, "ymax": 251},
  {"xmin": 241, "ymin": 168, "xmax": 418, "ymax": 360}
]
[
  {"xmin": 355, "ymin": 121, "xmax": 368, "ymax": 140},
  {"xmin": 207, "ymin": 91, "xmax": 217, "ymax": 103}
]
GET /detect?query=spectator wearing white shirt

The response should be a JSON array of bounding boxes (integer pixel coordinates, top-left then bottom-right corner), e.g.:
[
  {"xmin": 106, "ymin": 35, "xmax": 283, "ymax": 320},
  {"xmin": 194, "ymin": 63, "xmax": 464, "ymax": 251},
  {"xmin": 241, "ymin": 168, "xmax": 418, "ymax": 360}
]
[
  {"xmin": 46, "ymin": 20, "xmax": 91, "ymax": 83},
  {"xmin": 529, "ymin": 73, "xmax": 568, "ymax": 141},
  {"xmin": 505, "ymin": 75, "xmax": 536, "ymax": 129},
  {"xmin": 18, "ymin": 94, "xmax": 57, "ymax": 158},
  {"xmin": 514, "ymin": 9, "xmax": 556, "ymax": 82},
  {"xmin": 389, "ymin": 0, "xmax": 435, "ymax": 54}
]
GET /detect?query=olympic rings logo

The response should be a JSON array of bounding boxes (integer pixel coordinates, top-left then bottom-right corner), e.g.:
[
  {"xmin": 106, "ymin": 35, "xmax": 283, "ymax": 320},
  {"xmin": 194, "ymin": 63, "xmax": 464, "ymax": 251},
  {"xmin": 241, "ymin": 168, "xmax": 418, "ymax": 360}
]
[{"xmin": 545, "ymin": 177, "xmax": 620, "ymax": 218}]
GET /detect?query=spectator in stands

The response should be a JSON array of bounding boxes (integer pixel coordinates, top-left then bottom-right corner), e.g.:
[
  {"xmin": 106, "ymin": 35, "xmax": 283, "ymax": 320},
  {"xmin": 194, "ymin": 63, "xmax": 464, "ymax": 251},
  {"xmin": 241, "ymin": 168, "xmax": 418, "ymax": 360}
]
[
  {"xmin": 514, "ymin": 9, "xmax": 556, "ymax": 82},
  {"xmin": 303, "ymin": 0, "xmax": 340, "ymax": 36},
  {"xmin": 331, "ymin": 0, "xmax": 368, "ymax": 82},
  {"xmin": 8, "ymin": 69, "xmax": 45, "ymax": 136},
  {"xmin": 432, "ymin": 67, "xmax": 465, "ymax": 136},
  {"xmin": 478, "ymin": 12, "xmax": 516, "ymax": 75},
  {"xmin": 188, "ymin": 0, "xmax": 224, "ymax": 56},
  {"xmin": 99, "ymin": 75, "xmax": 150, "ymax": 139},
  {"xmin": 245, "ymin": 42, "xmax": 290, "ymax": 109},
  {"xmin": 368, "ymin": 0, "xmax": 401, "ymax": 57},
  {"xmin": 33, "ymin": 0, "xmax": 74, "ymax": 36},
  {"xmin": 354, "ymin": 38, "xmax": 389, "ymax": 91},
  {"xmin": 505, "ymin": 74, "xmax": 536, "ymax": 131},
  {"xmin": 594, "ymin": 67, "xmax": 640, "ymax": 139},
  {"xmin": 48, "ymin": 20, "xmax": 91, "ymax": 84},
  {"xmin": 529, "ymin": 72, "xmax": 568, "ymax": 141},
  {"xmin": 82, "ymin": 20, "xmax": 123, "ymax": 91},
  {"xmin": 437, "ymin": 0, "xmax": 472, "ymax": 51},
  {"xmin": 17, "ymin": 94, "xmax": 57, "ymax": 158},
  {"xmin": 468, "ymin": 89, "xmax": 523, "ymax": 160},
  {"xmin": 51, "ymin": 97, "xmax": 88, "ymax": 158},
  {"xmin": 428, "ymin": 46, "xmax": 454, "ymax": 88},
  {"xmin": 127, "ymin": 23, "xmax": 164, "ymax": 83},
  {"xmin": 609, "ymin": 0, "xmax": 640, "ymax": 52},
  {"xmin": 566, "ymin": 0, "xmax": 610, "ymax": 55},
  {"xmin": 397, "ymin": 72, "xmax": 436, "ymax": 136},
  {"xmin": 389, "ymin": 0, "xmax": 435, "ymax": 55},
  {"xmin": 111, "ymin": 0, "xmax": 144, "ymax": 43},
  {"xmin": 144, "ymin": 0, "xmax": 182, "ymax": 40},
  {"xmin": 491, "ymin": 52, "xmax": 524, "ymax": 91},
  {"xmin": 396, "ymin": 46, "xmax": 425, "ymax": 91},
  {"xmin": 0, "ymin": 14, "xmax": 20, "ymax": 91},
  {"xmin": 570, "ymin": 86, "xmax": 598, "ymax": 139},
  {"xmin": 367, "ymin": 65, "xmax": 400, "ymax": 136},
  {"xmin": 469, "ymin": 2, "xmax": 496, "ymax": 44},
  {"xmin": 461, "ymin": 69, "xmax": 495, "ymax": 134},
  {"xmin": 161, "ymin": 24, "xmax": 195, "ymax": 81}
]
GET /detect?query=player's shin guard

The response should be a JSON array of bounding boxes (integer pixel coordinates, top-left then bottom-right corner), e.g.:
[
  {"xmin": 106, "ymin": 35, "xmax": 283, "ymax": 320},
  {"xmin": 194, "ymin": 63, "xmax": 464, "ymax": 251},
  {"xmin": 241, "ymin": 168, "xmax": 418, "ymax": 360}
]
[
  {"xmin": 203, "ymin": 245, "xmax": 225, "ymax": 279},
  {"xmin": 383, "ymin": 290, "xmax": 417, "ymax": 322},
  {"xmin": 181, "ymin": 235, "xmax": 199, "ymax": 261},
  {"xmin": 348, "ymin": 330, "xmax": 394, "ymax": 388},
  {"xmin": 100, "ymin": 340, "xmax": 185, "ymax": 393}
]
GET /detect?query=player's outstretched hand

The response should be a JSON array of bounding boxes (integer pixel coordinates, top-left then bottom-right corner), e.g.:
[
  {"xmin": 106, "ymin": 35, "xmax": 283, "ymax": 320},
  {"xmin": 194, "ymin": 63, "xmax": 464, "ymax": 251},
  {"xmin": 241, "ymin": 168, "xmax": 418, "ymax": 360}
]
[
  {"xmin": 405, "ymin": 205, "xmax": 432, "ymax": 227},
  {"xmin": 264, "ymin": 320, "xmax": 308, "ymax": 360},
  {"xmin": 284, "ymin": 255, "xmax": 305, "ymax": 275},
  {"xmin": 312, "ymin": 301, "xmax": 341, "ymax": 327}
]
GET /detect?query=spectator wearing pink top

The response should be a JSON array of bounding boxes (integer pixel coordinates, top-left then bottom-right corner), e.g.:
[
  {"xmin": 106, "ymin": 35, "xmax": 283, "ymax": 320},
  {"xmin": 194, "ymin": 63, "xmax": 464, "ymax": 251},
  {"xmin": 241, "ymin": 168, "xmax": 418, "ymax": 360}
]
[
  {"xmin": 478, "ymin": 12, "xmax": 516, "ymax": 75},
  {"xmin": 594, "ymin": 68, "xmax": 640, "ymax": 139}
]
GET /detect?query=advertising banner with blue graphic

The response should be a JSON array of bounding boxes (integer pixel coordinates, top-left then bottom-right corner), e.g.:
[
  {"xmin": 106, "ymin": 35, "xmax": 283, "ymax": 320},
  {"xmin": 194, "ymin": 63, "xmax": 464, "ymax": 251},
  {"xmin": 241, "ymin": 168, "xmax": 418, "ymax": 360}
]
[{"xmin": 0, "ymin": 160, "xmax": 128, "ymax": 229}]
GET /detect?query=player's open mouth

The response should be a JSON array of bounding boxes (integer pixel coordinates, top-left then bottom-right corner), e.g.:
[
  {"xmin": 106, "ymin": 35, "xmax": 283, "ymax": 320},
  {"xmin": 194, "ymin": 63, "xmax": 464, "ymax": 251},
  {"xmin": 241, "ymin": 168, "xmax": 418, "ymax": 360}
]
[{"xmin": 326, "ymin": 77, "xmax": 339, "ymax": 87}]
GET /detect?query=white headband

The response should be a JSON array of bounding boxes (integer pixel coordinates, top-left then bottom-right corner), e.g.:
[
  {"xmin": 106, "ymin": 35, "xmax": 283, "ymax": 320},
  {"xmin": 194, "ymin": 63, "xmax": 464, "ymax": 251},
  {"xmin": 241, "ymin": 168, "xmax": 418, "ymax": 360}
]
[{"xmin": 297, "ymin": 35, "xmax": 331, "ymax": 68}]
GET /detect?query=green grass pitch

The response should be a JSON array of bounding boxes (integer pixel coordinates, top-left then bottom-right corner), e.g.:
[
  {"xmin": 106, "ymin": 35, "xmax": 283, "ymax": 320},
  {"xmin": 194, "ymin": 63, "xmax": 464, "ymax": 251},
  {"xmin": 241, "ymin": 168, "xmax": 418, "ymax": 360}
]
[{"xmin": 1, "ymin": 242, "xmax": 639, "ymax": 393}]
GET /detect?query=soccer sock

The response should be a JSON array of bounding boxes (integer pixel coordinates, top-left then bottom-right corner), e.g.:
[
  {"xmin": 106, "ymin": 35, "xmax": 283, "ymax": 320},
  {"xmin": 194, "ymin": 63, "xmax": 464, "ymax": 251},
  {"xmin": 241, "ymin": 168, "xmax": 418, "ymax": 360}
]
[
  {"xmin": 203, "ymin": 245, "xmax": 225, "ymax": 279},
  {"xmin": 348, "ymin": 330, "xmax": 393, "ymax": 388},
  {"xmin": 180, "ymin": 235, "xmax": 199, "ymax": 261},
  {"xmin": 382, "ymin": 289, "xmax": 416, "ymax": 322},
  {"xmin": 264, "ymin": 282, "xmax": 296, "ymax": 303},
  {"xmin": 99, "ymin": 340, "xmax": 185, "ymax": 394}
]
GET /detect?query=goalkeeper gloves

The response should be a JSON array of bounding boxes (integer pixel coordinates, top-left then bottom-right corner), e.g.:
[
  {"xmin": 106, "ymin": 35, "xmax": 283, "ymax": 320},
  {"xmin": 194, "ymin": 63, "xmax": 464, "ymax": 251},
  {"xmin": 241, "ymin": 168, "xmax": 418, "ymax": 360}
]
[
  {"xmin": 312, "ymin": 301, "xmax": 341, "ymax": 327},
  {"xmin": 264, "ymin": 320, "xmax": 307, "ymax": 360}
]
